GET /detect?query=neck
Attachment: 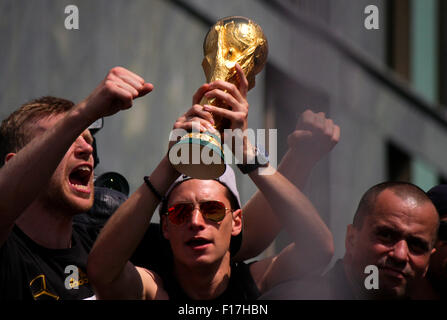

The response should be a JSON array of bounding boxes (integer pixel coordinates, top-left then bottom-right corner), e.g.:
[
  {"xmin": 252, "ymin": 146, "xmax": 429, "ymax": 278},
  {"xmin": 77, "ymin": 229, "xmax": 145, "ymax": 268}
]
[
  {"xmin": 342, "ymin": 259, "xmax": 362, "ymax": 299},
  {"xmin": 342, "ymin": 258, "xmax": 380, "ymax": 300},
  {"xmin": 342, "ymin": 258, "xmax": 407, "ymax": 300},
  {"xmin": 173, "ymin": 252, "xmax": 232, "ymax": 300},
  {"xmin": 16, "ymin": 200, "xmax": 74, "ymax": 249},
  {"xmin": 408, "ymin": 276, "xmax": 440, "ymax": 300}
]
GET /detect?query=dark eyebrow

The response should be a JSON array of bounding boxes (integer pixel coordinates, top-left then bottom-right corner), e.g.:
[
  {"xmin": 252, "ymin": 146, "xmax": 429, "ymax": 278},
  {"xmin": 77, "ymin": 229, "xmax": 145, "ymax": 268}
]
[
  {"xmin": 374, "ymin": 225, "xmax": 399, "ymax": 235},
  {"xmin": 375, "ymin": 225, "xmax": 431, "ymax": 251},
  {"xmin": 407, "ymin": 236, "xmax": 430, "ymax": 251}
]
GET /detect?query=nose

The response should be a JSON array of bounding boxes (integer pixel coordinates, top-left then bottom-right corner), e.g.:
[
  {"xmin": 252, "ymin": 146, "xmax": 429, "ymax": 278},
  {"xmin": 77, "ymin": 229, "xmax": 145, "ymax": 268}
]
[
  {"xmin": 74, "ymin": 132, "xmax": 94, "ymax": 160},
  {"xmin": 389, "ymin": 240, "xmax": 409, "ymax": 263},
  {"xmin": 188, "ymin": 207, "xmax": 206, "ymax": 230}
]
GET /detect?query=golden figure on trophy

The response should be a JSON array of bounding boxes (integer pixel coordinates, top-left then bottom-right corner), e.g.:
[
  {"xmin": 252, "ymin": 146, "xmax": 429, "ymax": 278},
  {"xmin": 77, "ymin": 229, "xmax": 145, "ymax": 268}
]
[{"xmin": 170, "ymin": 16, "xmax": 268, "ymax": 179}]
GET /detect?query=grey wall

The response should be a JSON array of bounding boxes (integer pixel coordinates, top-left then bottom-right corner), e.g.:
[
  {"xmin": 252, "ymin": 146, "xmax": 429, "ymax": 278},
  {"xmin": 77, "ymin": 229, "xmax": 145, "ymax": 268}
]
[{"xmin": 1, "ymin": 0, "xmax": 212, "ymax": 195}]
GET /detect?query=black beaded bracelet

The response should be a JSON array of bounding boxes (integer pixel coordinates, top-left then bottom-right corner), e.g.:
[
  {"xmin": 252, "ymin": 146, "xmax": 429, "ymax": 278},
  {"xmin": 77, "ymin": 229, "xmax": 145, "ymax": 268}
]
[{"xmin": 143, "ymin": 176, "xmax": 166, "ymax": 202}]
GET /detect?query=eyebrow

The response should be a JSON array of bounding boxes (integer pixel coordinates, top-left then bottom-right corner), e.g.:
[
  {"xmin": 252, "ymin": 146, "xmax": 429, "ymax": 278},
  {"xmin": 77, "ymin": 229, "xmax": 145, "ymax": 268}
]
[
  {"xmin": 375, "ymin": 225, "xmax": 397, "ymax": 234},
  {"xmin": 374, "ymin": 225, "xmax": 431, "ymax": 249},
  {"xmin": 374, "ymin": 225, "xmax": 400, "ymax": 239},
  {"xmin": 407, "ymin": 236, "xmax": 430, "ymax": 250},
  {"xmin": 170, "ymin": 199, "xmax": 220, "ymax": 205}
]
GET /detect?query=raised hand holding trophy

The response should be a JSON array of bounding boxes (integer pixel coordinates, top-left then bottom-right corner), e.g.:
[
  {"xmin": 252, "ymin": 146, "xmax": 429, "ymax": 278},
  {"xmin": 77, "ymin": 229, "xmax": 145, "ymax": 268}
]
[{"xmin": 170, "ymin": 16, "xmax": 268, "ymax": 179}]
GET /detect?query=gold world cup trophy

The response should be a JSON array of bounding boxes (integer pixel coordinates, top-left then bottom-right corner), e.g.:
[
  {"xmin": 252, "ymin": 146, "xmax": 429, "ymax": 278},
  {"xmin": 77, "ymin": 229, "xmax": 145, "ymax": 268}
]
[{"xmin": 170, "ymin": 16, "xmax": 268, "ymax": 179}]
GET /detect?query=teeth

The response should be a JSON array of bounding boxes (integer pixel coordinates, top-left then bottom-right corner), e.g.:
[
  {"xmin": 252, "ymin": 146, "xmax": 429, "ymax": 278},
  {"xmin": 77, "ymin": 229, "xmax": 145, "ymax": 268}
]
[
  {"xmin": 70, "ymin": 183, "xmax": 89, "ymax": 191},
  {"xmin": 77, "ymin": 165, "xmax": 91, "ymax": 172}
]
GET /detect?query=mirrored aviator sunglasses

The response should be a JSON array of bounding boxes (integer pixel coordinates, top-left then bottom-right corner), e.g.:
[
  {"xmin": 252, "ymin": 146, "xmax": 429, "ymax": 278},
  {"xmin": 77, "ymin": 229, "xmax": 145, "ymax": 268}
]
[{"xmin": 167, "ymin": 200, "xmax": 232, "ymax": 225}]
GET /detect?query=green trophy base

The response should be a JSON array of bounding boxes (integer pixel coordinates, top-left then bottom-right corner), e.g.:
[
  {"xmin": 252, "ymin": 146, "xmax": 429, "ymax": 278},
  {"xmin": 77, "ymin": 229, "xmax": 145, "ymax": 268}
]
[{"xmin": 169, "ymin": 131, "xmax": 226, "ymax": 179}]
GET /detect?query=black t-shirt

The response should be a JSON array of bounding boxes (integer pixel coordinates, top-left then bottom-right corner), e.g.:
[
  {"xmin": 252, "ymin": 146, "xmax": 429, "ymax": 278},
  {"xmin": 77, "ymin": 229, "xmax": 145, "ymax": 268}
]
[
  {"xmin": 160, "ymin": 262, "xmax": 261, "ymax": 301},
  {"xmin": 0, "ymin": 224, "xmax": 98, "ymax": 300},
  {"xmin": 0, "ymin": 187, "xmax": 125, "ymax": 300}
]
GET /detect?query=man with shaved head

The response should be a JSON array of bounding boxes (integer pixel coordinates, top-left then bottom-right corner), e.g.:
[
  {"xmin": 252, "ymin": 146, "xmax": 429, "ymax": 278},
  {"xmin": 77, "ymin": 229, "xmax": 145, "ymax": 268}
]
[
  {"xmin": 344, "ymin": 182, "xmax": 439, "ymax": 299},
  {"xmin": 260, "ymin": 181, "xmax": 439, "ymax": 300}
]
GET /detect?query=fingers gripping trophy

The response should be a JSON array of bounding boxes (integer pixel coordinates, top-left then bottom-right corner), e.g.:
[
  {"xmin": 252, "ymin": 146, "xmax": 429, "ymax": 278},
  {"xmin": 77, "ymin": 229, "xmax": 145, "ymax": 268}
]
[{"xmin": 170, "ymin": 16, "xmax": 268, "ymax": 179}]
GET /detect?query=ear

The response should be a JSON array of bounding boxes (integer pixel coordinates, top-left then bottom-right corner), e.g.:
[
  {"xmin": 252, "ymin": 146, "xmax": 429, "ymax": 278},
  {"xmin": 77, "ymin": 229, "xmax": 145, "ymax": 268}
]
[
  {"xmin": 5, "ymin": 153, "xmax": 16, "ymax": 163},
  {"xmin": 231, "ymin": 209, "xmax": 242, "ymax": 237},
  {"xmin": 161, "ymin": 215, "xmax": 170, "ymax": 240},
  {"xmin": 423, "ymin": 247, "xmax": 437, "ymax": 277}
]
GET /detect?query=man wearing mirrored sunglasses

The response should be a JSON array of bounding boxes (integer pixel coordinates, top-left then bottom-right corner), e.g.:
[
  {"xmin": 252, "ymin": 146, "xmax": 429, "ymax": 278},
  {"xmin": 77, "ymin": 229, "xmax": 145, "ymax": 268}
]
[
  {"xmin": 87, "ymin": 64, "xmax": 335, "ymax": 300},
  {"xmin": 156, "ymin": 166, "xmax": 259, "ymax": 299}
]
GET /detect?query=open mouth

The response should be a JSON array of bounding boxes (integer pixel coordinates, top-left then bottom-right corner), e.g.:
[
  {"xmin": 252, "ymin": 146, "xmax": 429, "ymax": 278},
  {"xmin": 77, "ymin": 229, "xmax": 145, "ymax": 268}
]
[
  {"xmin": 68, "ymin": 164, "xmax": 92, "ymax": 193},
  {"xmin": 186, "ymin": 237, "xmax": 213, "ymax": 249}
]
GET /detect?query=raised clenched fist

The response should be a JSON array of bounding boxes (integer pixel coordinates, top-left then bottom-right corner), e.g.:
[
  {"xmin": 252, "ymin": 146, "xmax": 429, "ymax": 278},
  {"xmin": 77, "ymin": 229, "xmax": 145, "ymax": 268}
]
[
  {"xmin": 288, "ymin": 110, "xmax": 340, "ymax": 165},
  {"xmin": 82, "ymin": 67, "xmax": 153, "ymax": 121}
]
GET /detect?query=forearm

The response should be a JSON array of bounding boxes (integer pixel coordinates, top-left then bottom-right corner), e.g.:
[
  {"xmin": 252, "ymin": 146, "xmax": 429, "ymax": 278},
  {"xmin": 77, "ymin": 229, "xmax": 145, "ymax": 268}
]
[
  {"xmin": 0, "ymin": 102, "xmax": 93, "ymax": 229},
  {"xmin": 248, "ymin": 167, "xmax": 333, "ymax": 268},
  {"xmin": 277, "ymin": 149, "xmax": 315, "ymax": 188},
  {"xmin": 87, "ymin": 156, "xmax": 179, "ymax": 287},
  {"xmin": 236, "ymin": 111, "xmax": 339, "ymax": 262},
  {"xmin": 234, "ymin": 148, "xmax": 315, "ymax": 261}
]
